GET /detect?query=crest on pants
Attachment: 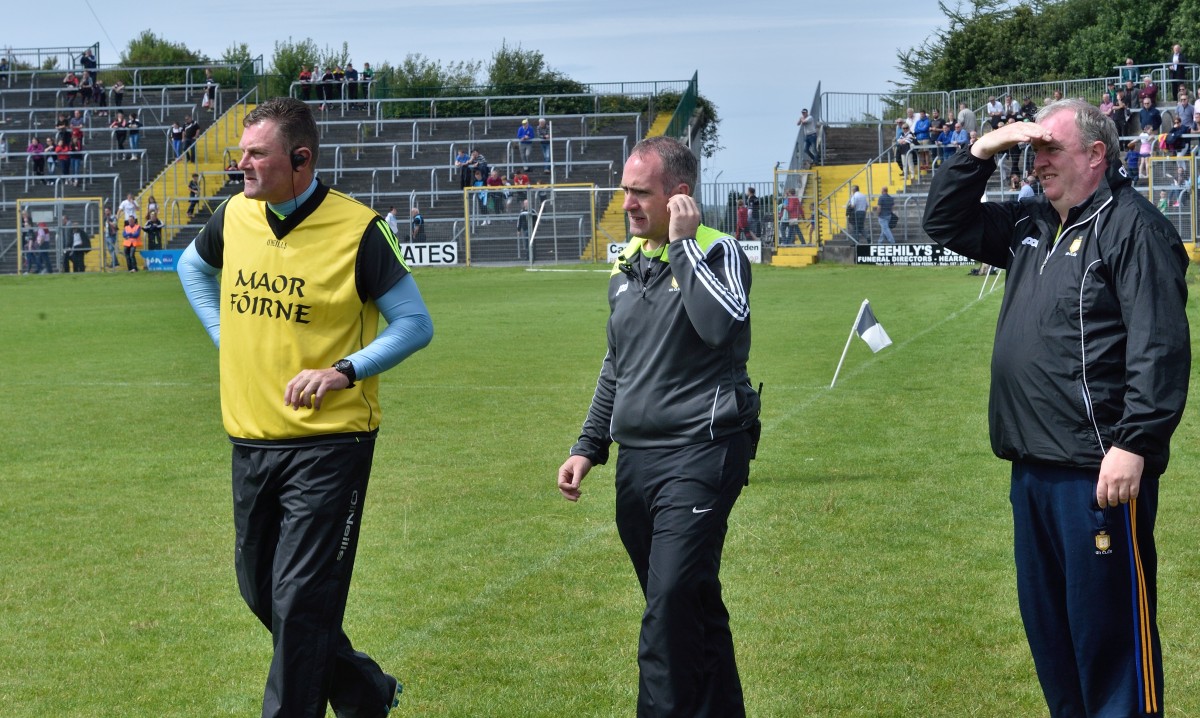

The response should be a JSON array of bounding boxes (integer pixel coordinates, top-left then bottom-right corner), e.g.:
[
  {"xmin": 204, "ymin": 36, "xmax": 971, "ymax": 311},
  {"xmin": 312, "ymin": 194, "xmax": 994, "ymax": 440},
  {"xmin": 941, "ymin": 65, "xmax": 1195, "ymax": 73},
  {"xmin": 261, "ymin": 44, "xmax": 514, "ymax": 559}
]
[{"xmin": 1095, "ymin": 530, "xmax": 1111, "ymax": 553}]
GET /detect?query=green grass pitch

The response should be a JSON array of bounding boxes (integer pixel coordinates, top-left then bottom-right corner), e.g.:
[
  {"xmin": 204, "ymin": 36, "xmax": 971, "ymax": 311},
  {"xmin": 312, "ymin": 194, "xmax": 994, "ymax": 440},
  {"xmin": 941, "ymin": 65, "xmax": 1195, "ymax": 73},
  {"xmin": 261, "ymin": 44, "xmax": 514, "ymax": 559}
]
[{"xmin": 1, "ymin": 263, "xmax": 1198, "ymax": 717}]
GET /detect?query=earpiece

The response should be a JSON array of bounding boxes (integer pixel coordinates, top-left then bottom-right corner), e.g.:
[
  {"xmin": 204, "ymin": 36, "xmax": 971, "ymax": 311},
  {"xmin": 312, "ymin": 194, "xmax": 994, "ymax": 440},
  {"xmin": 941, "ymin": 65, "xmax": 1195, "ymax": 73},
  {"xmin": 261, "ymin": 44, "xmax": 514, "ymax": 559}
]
[{"xmin": 291, "ymin": 151, "xmax": 305, "ymax": 170}]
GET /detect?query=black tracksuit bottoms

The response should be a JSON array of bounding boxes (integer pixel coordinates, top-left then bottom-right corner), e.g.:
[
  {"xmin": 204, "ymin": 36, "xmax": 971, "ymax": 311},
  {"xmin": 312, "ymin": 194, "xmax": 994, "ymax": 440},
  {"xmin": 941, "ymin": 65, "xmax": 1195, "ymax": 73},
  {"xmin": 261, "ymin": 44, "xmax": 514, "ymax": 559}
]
[
  {"xmin": 614, "ymin": 431, "xmax": 751, "ymax": 718},
  {"xmin": 232, "ymin": 440, "xmax": 395, "ymax": 718},
  {"xmin": 1010, "ymin": 461, "xmax": 1162, "ymax": 717}
]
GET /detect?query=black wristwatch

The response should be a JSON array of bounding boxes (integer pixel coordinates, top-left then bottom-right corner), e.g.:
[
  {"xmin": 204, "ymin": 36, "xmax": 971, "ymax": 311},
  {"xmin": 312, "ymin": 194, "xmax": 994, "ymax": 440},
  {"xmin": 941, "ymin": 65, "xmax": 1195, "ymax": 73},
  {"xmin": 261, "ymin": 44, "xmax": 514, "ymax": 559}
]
[{"xmin": 332, "ymin": 359, "xmax": 357, "ymax": 388}]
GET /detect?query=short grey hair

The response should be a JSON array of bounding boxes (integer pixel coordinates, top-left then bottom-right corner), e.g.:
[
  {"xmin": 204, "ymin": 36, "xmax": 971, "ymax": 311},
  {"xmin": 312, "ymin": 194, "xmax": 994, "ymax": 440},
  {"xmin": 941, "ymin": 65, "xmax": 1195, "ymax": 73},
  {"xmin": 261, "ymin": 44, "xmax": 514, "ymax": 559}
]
[
  {"xmin": 1035, "ymin": 98, "xmax": 1119, "ymax": 166},
  {"xmin": 630, "ymin": 136, "xmax": 698, "ymax": 195}
]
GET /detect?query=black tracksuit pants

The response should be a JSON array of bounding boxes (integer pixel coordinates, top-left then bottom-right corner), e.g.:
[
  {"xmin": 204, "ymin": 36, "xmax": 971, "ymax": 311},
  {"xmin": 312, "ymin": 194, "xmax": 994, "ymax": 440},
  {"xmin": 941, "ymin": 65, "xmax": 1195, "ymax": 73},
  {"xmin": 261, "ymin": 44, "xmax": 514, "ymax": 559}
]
[
  {"xmin": 614, "ymin": 431, "xmax": 751, "ymax": 718},
  {"xmin": 232, "ymin": 440, "xmax": 394, "ymax": 718},
  {"xmin": 1011, "ymin": 461, "xmax": 1162, "ymax": 717}
]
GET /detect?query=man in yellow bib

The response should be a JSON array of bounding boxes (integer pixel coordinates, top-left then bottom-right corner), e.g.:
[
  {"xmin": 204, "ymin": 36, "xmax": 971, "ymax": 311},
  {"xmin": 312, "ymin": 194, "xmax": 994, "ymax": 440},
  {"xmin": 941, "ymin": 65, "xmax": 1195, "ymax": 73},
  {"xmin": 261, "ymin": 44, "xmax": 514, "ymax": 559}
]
[{"xmin": 179, "ymin": 97, "xmax": 433, "ymax": 718}]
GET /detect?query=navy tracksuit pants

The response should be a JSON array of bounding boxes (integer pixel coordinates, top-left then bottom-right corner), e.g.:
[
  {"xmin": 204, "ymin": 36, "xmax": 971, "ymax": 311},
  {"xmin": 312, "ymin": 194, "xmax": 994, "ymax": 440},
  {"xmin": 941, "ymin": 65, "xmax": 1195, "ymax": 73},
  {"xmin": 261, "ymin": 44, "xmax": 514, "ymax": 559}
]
[
  {"xmin": 614, "ymin": 431, "xmax": 751, "ymax": 718},
  {"xmin": 1011, "ymin": 461, "xmax": 1162, "ymax": 717},
  {"xmin": 232, "ymin": 440, "xmax": 396, "ymax": 718}
]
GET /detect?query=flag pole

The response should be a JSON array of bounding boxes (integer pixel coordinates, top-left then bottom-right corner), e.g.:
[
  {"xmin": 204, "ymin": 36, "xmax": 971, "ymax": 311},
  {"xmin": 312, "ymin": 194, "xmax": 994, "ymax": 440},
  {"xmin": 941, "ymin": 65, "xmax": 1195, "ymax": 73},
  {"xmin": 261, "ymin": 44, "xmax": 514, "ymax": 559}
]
[
  {"xmin": 988, "ymin": 267, "xmax": 1003, "ymax": 292},
  {"xmin": 830, "ymin": 299, "xmax": 868, "ymax": 389}
]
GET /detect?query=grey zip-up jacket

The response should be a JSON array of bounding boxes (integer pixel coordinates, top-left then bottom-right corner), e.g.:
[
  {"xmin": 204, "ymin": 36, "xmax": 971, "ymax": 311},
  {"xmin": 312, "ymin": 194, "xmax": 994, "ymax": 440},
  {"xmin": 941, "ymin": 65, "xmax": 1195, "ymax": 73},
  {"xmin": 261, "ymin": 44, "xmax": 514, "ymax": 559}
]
[
  {"xmin": 571, "ymin": 226, "xmax": 760, "ymax": 465},
  {"xmin": 923, "ymin": 149, "xmax": 1189, "ymax": 475}
]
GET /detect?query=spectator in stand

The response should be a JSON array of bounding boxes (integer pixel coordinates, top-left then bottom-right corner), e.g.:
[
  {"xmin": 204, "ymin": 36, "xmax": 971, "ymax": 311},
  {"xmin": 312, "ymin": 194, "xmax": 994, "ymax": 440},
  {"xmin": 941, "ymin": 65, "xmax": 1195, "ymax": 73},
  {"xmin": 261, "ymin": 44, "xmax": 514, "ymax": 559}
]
[
  {"xmin": 512, "ymin": 168, "xmax": 530, "ymax": 187},
  {"xmin": 0, "ymin": 57, "xmax": 8, "ymax": 85},
  {"xmin": 1138, "ymin": 124, "xmax": 1155, "ymax": 179},
  {"xmin": 298, "ymin": 65, "xmax": 312, "ymax": 101},
  {"xmin": 68, "ymin": 136, "xmax": 84, "ymax": 185},
  {"xmin": 929, "ymin": 108, "xmax": 946, "ymax": 135},
  {"xmin": 1003, "ymin": 94, "xmax": 1021, "ymax": 122},
  {"xmin": 330, "ymin": 66, "xmax": 345, "ymax": 108},
  {"xmin": 187, "ymin": 173, "xmax": 200, "ymax": 219},
  {"xmin": 360, "ymin": 62, "xmax": 373, "ymax": 105},
  {"xmin": 202, "ymin": 68, "xmax": 217, "ymax": 112},
  {"xmin": 914, "ymin": 109, "xmax": 932, "ymax": 169},
  {"xmin": 319, "ymin": 65, "xmax": 334, "ymax": 111},
  {"xmin": 1116, "ymin": 80, "xmax": 1137, "ymax": 134},
  {"xmin": 517, "ymin": 118, "xmax": 535, "ymax": 169},
  {"xmin": 734, "ymin": 198, "xmax": 750, "ymax": 240},
  {"xmin": 69, "ymin": 109, "xmax": 85, "ymax": 143},
  {"xmin": 1139, "ymin": 96, "xmax": 1163, "ymax": 133},
  {"xmin": 472, "ymin": 169, "xmax": 490, "ymax": 225},
  {"xmin": 80, "ymin": 48, "xmax": 97, "ymax": 84},
  {"xmin": 1018, "ymin": 174, "xmax": 1036, "ymax": 201},
  {"xmin": 537, "ymin": 118, "xmax": 551, "ymax": 173},
  {"xmin": 1175, "ymin": 89, "xmax": 1194, "ymax": 131},
  {"xmin": 778, "ymin": 187, "xmax": 806, "ymax": 245},
  {"xmin": 1164, "ymin": 114, "xmax": 1191, "ymax": 161},
  {"xmin": 848, "ymin": 185, "xmax": 868, "ymax": 239},
  {"xmin": 345, "ymin": 63, "xmax": 359, "ymax": 109},
  {"xmin": 61, "ymin": 218, "xmax": 89, "ymax": 273},
  {"xmin": 122, "ymin": 217, "xmax": 141, "ymax": 272},
  {"xmin": 875, "ymin": 186, "xmax": 896, "ymax": 244},
  {"xmin": 798, "ymin": 108, "xmax": 820, "ymax": 165},
  {"xmin": 110, "ymin": 79, "xmax": 125, "ymax": 113},
  {"xmin": 54, "ymin": 136, "xmax": 71, "ymax": 182},
  {"xmin": 410, "ymin": 207, "xmax": 426, "ymax": 242},
  {"xmin": 1098, "ymin": 92, "xmax": 1115, "ymax": 120},
  {"xmin": 1168, "ymin": 44, "xmax": 1187, "ymax": 95},
  {"xmin": 127, "ymin": 111, "xmax": 141, "ymax": 159},
  {"xmin": 454, "ymin": 148, "xmax": 471, "ymax": 188},
  {"xmin": 895, "ymin": 119, "xmax": 918, "ymax": 181},
  {"xmin": 170, "ymin": 121, "xmax": 184, "ymax": 158},
  {"xmin": 1138, "ymin": 75, "xmax": 1158, "ymax": 105},
  {"xmin": 27, "ymin": 137, "xmax": 46, "ymax": 179},
  {"xmin": 466, "ymin": 149, "xmax": 488, "ymax": 180},
  {"xmin": 62, "ymin": 71, "xmax": 80, "ymax": 106},
  {"xmin": 119, "ymin": 193, "xmax": 140, "ymax": 226},
  {"xmin": 1018, "ymin": 96, "xmax": 1037, "ymax": 121},
  {"xmin": 986, "ymin": 95, "xmax": 1004, "ymax": 130},
  {"xmin": 486, "ymin": 167, "xmax": 505, "ymax": 213},
  {"xmin": 78, "ymin": 72, "xmax": 93, "ymax": 107},
  {"xmin": 951, "ymin": 121, "xmax": 970, "ymax": 150},
  {"xmin": 384, "ymin": 206, "xmax": 400, "ymax": 236},
  {"xmin": 144, "ymin": 210, "xmax": 164, "ymax": 251},
  {"xmin": 30, "ymin": 222, "xmax": 51, "ymax": 273},
  {"xmin": 183, "ymin": 115, "xmax": 201, "ymax": 162},
  {"xmin": 110, "ymin": 111, "xmax": 129, "ymax": 160},
  {"xmin": 901, "ymin": 107, "xmax": 917, "ymax": 133},
  {"xmin": 935, "ymin": 123, "xmax": 956, "ymax": 166},
  {"xmin": 515, "ymin": 199, "xmax": 532, "ymax": 246},
  {"xmin": 225, "ymin": 159, "xmax": 243, "ymax": 184},
  {"xmin": 745, "ymin": 186, "xmax": 763, "ymax": 239},
  {"xmin": 93, "ymin": 78, "xmax": 107, "ymax": 116},
  {"xmin": 1120, "ymin": 57, "xmax": 1138, "ymax": 85},
  {"xmin": 146, "ymin": 194, "xmax": 159, "ymax": 219},
  {"xmin": 957, "ymin": 101, "xmax": 977, "ymax": 134},
  {"xmin": 54, "ymin": 113, "xmax": 71, "ymax": 147},
  {"xmin": 1125, "ymin": 139, "xmax": 1141, "ymax": 182},
  {"xmin": 103, "ymin": 206, "xmax": 120, "ymax": 267}
]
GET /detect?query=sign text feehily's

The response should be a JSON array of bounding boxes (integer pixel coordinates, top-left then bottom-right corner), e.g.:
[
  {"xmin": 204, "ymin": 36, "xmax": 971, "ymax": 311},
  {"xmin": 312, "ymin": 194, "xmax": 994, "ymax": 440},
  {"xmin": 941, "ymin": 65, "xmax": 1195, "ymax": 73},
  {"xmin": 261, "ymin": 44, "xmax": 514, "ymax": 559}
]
[{"xmin": 855, "ymin": 244, "xmax": 973, "ymax": 266}]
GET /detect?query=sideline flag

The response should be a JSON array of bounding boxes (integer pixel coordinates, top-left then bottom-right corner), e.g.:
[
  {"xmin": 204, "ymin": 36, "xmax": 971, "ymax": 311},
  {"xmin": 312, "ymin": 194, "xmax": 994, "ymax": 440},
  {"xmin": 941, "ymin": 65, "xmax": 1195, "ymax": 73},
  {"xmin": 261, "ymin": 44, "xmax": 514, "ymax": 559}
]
[
  {"xmin": 831, "ymin": 299, "xmax": 892, "ymax": 388},
  {"xmin": 855, "ymin": 301, "xmax": 892, "ymax": 352}
]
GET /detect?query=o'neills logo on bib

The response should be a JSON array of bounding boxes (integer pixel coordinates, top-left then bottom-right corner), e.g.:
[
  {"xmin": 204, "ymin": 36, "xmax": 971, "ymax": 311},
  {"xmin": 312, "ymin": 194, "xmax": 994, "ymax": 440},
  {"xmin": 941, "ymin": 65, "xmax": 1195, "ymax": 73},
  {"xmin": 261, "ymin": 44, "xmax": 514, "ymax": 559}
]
[{"xmin": 230, "ymin": 268, "xmax": 313, "ymax": 324}]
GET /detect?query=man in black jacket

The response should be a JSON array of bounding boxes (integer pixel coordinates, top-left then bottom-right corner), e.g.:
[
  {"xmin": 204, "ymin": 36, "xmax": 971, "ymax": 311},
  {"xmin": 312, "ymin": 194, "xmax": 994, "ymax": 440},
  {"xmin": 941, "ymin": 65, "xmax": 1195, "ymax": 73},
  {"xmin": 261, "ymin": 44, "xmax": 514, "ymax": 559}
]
[
  {"xmin": 923, "ymin": 99, "xmax": 1189, "ymax": 718},
  {"xmin": 557, "ymin": 136, "xmax": 759, "ymax": 718}
]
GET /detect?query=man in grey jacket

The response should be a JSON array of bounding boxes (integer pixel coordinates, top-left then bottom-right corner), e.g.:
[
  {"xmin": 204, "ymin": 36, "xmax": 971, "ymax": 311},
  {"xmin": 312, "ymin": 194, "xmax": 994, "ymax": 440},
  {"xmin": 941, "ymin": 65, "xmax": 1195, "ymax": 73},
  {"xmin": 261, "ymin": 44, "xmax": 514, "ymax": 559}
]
[{"xmin": 557, "ymin": 136, "xmax": 760, "ymax": 718}]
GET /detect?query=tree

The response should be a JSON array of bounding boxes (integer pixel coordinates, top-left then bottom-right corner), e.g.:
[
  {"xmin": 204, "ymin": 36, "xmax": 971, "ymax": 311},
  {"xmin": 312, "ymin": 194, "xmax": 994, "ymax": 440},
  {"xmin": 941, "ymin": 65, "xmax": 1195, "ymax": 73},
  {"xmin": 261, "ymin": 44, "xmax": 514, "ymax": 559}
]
[
  {"xmin": 896, "ymin": 0, "xmax": 1181, "ymax": 92},
  {"xmin": 269, "ymin": 37, "xmax": 321, "ymax": 97},
  {"xmin": 119, "ymin": 30, "xmax": 205, "ymax": 84}
]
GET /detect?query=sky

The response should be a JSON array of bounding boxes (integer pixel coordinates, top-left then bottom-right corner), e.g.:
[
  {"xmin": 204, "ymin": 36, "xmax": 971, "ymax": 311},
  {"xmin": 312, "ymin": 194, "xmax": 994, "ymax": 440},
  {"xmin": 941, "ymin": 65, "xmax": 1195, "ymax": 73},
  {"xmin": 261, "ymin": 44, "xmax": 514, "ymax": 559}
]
[{"xmin": 10, "ymin": 0, "xmax": 950, "ymax": 183}]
